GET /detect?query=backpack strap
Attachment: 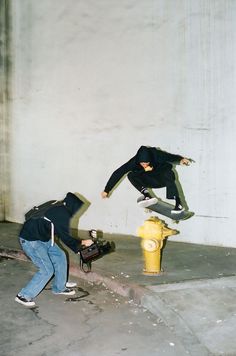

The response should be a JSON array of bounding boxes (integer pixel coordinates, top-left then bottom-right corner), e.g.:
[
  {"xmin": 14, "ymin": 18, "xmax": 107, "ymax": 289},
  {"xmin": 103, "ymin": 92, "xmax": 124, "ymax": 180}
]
[{"xmin": 43, "ymin": 217, "xmax": 55, "ymax": 246}]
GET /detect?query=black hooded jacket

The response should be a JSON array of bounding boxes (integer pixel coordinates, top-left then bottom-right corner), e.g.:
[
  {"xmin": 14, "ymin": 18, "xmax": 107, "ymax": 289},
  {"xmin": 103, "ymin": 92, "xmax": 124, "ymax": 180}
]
[
  {"xmin": 19, "ymin": 192, "xmax": 84, "ymax": 253},
  {"xmin": 104, "ymin": 146, "xmax": 183, "ymax": 194}
]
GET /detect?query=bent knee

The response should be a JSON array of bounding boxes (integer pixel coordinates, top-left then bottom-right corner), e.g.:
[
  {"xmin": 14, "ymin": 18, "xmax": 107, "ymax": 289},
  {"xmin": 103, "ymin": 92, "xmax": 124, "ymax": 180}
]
[
  {"xmin": 162, "ymin": 170, "xmax": 175, "ymax": 181},
  {"xmin": 43, "ymin": 265, "xmax": 54, "ymax": 279}
]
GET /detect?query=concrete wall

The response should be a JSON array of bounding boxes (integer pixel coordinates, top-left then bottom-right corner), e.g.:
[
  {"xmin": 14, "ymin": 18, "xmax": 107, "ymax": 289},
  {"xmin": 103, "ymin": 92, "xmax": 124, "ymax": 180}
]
[{"xmin": 6, "ymin": 0, "xmax": 236, "ymax": 246}]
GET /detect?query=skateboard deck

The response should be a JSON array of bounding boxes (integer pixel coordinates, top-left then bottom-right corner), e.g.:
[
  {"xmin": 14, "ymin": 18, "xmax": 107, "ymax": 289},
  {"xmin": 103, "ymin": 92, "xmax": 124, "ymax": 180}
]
[{"xmin": 137, "ymin": 197, "xmax": 194, "ymax": 221}]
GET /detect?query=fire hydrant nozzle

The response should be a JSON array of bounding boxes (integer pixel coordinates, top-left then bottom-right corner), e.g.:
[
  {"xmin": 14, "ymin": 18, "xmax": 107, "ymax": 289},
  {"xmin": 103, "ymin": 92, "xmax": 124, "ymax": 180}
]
[{"xmin": 137, "ymin": 216, "xmax": 179, "ymax": 275}]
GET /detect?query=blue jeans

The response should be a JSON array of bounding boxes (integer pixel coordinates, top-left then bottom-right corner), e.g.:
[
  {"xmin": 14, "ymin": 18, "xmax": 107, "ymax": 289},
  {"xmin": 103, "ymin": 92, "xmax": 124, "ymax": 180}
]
[{"xmin": 18, "ymin": 238, "xmax": 67, "ymax": 300}]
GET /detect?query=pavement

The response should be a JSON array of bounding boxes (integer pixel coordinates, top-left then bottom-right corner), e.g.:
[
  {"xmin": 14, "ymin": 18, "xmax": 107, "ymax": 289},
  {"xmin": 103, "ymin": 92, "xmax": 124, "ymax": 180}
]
[{"xmin": 1, "ymin": 221, "xmax": 236, "ymax": 355}]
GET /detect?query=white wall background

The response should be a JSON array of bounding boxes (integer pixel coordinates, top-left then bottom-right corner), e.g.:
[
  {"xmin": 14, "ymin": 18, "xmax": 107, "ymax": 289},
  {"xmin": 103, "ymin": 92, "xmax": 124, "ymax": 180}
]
[{"xmin": 8, "ymin": 0, "xmax": 236, "ymax": 247}]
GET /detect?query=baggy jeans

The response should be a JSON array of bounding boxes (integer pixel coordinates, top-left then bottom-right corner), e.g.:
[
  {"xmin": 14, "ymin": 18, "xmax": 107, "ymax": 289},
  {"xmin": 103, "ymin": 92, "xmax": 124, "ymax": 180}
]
[{"xmin": 18, "ymin": 237, "xmax": 67, "ymax": 300}]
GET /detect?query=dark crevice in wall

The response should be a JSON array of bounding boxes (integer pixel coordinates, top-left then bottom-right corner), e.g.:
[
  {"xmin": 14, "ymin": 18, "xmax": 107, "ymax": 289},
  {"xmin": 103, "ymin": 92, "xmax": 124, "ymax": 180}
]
[{"xmin": 0, "ymin": 0, "xmax": 11, "ymax": 221}]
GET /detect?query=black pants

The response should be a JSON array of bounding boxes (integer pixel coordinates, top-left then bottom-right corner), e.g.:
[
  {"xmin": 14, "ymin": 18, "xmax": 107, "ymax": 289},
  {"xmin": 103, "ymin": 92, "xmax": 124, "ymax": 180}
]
[{"xmin": 127, "ymin": 165, "xmax": 179, "ymax": 199}]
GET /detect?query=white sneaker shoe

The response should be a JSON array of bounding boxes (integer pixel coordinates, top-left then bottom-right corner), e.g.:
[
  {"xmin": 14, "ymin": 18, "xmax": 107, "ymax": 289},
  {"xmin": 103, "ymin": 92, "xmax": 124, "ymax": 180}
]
[
  {"xmin": 171, "ymin": 204, "xmax": 185, "ymax": 214},
  {"xmin": 66, "ymin": 281, "xmax": 77, "ymax": 288},
  {"xmin": 138, "ymin": 197, "xmax": 158, "ymax": 208},
  {"xmin": 15, "ymin": 295, "xmax": 36, "ymax": 307}
]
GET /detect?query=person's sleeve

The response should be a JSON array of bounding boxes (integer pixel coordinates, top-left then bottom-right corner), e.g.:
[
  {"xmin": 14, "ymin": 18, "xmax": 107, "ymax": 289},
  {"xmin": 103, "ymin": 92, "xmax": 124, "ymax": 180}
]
[
  {"xmin": 56, "ymin": 225, "xmax": 82, "ymax": 253},
  {"xmin": 155, "ymin": 150, "xmax": 183, "ymax": 164},
  {"xmin": 104, "ymin": 157, "xmax": 136, "ymax": 194}
]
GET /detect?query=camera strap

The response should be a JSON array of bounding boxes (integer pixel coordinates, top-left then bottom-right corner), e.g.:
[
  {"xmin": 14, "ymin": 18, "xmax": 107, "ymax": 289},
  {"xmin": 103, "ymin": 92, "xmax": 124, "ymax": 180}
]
[
  {"xmin": 79, "ymin": 259, "xmax": 92, "ymax": 273},
  {"xmin": 79, "ymin": 243, "xmax": 100, "ymax": 273}
]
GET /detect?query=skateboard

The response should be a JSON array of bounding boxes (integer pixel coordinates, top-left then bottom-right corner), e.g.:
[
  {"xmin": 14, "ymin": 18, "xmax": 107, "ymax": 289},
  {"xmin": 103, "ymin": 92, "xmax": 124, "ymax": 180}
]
[{"xmin": 137, "ymin": 197, "xmax": 194, "ymax": 222}]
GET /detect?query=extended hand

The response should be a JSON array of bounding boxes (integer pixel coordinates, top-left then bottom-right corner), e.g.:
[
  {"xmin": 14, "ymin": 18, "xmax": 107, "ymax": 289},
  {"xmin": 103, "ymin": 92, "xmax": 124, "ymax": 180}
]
[
  {"xmin": 101, "ymin": 191, "xmax": 109, "ymax": 199},
  {"xmin": 180, "ymin": 158, "xmax": 192, "ymax": 166}
]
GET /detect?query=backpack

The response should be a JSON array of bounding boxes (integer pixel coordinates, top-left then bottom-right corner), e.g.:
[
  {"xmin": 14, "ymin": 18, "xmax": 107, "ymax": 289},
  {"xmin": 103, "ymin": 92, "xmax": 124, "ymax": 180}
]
[
  {"xmin": 25, "ymin": 200, "xmax": 65, "ymax": 246},
  {"xmin": 25, "ymin": 200, "xmax": 64, "ymax": 221}
]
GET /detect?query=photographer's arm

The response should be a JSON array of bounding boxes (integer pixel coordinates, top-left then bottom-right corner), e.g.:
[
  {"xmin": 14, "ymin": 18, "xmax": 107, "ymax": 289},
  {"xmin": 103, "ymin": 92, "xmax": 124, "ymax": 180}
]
[{"xmin": 56, "ymin": 225, "xmax": 93, "ymax": 253}]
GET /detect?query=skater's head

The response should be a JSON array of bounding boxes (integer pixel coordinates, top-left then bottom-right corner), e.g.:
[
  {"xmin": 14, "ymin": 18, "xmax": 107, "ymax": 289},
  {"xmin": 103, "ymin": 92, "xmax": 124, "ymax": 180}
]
[{"xmin": 136, "ymin": 146, "xmax": 152, "ymax": 166}]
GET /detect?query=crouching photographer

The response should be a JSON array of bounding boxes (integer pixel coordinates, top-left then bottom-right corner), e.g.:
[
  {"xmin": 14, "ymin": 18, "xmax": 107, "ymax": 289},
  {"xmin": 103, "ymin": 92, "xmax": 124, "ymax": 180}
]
[
  {"xmin": 79, "ymin": 229, "xmax": 116, "ymax": 272},
  {"xmin": 15, "ymin": 192, "xmax": 94, "ymax": 308}
]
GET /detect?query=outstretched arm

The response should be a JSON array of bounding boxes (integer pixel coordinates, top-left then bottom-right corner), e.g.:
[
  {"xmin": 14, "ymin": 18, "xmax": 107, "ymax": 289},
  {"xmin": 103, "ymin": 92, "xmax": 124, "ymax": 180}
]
[{"xmin": 101, "ymin": 157, "xmax": 136, "ymax": 198}]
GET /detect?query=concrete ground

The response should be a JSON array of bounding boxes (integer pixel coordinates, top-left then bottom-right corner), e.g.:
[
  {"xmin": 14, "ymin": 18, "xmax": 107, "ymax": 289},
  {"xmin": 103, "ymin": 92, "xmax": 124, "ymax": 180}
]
[
  {"xmin": 1, "ymin": 258, "xmax": 189, "ymax": 356},
  {"xmin": 1, "ymin": 222, "xmax": 236, "ymax": 355}
]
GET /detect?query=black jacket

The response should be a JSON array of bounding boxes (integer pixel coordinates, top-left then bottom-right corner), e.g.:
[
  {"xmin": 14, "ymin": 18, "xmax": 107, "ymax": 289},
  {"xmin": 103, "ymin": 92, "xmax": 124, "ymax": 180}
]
[
  {"xmin": 19, "ymin": 192, "xmax": 83, "ymax": 253},
  {"xmin": 104, "ymin": 146, "xmax": 183, "ymax": 194}
]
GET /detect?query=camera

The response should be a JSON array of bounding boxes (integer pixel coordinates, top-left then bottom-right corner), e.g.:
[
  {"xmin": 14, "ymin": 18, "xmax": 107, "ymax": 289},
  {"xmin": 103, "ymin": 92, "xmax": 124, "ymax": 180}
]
[{"xmin": 79, "ymin": 230, "xmax": 115, "ymax": 272}]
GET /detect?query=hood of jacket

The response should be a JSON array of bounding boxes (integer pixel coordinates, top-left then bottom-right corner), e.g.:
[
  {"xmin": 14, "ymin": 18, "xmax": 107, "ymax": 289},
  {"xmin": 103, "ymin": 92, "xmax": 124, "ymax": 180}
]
[
  {"xmin": 63, "ymin": 192, "xmax": 83, "ymax": 216},
  {"xmin": 135, "ymin": 146, "xmax": 153, "ymax": 164}
]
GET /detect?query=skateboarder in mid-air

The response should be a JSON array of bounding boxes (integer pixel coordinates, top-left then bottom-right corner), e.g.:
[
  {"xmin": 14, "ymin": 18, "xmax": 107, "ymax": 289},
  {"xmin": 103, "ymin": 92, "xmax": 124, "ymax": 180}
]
[{"xmin": 101, "ymin": 145, "xmax": 192, "ymax": 214}]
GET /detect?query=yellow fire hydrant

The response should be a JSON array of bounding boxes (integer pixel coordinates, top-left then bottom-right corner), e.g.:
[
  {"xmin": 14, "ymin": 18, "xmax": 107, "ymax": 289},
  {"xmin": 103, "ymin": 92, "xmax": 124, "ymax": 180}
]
[{"xmin": 137, "ymin": 216, "xmax": 179, "ymax": 275}]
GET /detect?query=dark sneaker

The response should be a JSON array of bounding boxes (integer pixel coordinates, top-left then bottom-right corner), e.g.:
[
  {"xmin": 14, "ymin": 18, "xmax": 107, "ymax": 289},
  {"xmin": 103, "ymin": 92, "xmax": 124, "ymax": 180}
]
[
  {"xmin": 53, "ymin": 288, "xmax": 76, "ymax": 296},
  {"xmin": 171, "ymin": 204, "xmax": 185, "ymax": 214},
  {"xmin": 15, "ymin": 294, "xmax": 36, "ymax": 307},
  {"xmin": 138, "ymin": 195, "xmax": 158, "ymax": 208}
]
